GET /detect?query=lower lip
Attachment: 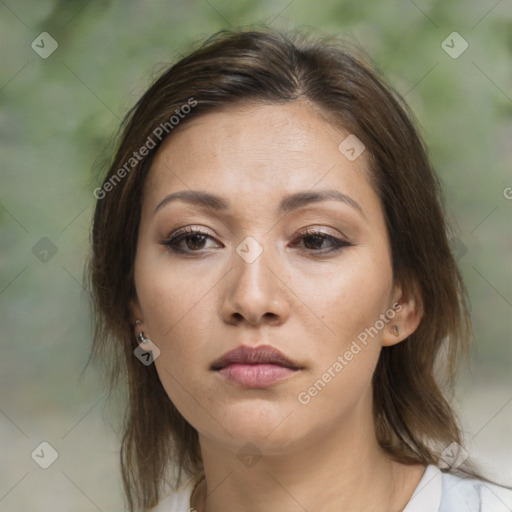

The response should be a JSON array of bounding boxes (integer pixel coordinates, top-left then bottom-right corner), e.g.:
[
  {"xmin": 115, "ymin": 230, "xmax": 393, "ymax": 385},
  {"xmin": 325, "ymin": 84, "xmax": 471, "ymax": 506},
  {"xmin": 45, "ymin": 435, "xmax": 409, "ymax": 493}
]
[{"xmin": 217, "ymin": 363, "xmax": 298, "ymax": 388}]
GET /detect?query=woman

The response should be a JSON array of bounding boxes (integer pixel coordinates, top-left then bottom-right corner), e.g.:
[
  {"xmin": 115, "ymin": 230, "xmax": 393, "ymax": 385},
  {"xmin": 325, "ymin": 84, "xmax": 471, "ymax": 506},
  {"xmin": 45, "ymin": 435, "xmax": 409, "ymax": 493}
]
[{"xmin": 89, "ymin": 28, "xmax": 512, "ymax": 511}]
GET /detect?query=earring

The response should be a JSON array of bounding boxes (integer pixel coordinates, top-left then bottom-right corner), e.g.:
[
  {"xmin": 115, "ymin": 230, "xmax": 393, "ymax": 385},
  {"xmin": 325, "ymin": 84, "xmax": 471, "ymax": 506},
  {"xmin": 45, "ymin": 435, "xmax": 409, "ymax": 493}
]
[
  {"xmin": 137, "ymin": 332, "xmax": 150, "ymax": 344},
  {"xmin": 391, "ymin": 325, "xmax": 399, "ymax": 337}
]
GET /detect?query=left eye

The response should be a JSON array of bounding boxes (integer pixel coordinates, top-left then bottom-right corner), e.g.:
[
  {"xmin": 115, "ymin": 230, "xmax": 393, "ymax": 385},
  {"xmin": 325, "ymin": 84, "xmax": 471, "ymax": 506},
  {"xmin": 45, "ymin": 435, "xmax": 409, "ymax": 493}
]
[
  {"xmin": 291, "ymin": 230, "xmax": 351, "ymax": 253},
  {"xmin": 160, "ymin": 228, "xmax": 351, "ymax": 255}
]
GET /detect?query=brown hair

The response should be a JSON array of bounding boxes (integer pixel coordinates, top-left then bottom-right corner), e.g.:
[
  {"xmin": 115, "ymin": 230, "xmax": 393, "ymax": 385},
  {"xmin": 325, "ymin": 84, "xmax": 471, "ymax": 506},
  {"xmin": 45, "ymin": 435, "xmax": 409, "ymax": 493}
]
[{"xmin": 88, "ymin": 28, "xmax": 481, "ymax": 511}]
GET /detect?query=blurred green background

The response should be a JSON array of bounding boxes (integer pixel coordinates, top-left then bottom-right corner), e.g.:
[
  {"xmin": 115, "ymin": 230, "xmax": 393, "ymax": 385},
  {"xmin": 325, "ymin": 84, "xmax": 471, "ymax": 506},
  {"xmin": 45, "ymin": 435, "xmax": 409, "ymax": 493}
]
[{"xmin": 1, "ymin": 0, "xmax": 511, "ymax": 510}]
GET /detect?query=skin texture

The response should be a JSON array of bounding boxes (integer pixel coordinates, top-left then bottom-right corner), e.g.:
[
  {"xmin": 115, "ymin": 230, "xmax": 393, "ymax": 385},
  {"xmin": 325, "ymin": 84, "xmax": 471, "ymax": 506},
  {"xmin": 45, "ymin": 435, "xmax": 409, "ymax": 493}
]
[{"xmin": 130, "ymin": 101, "xmax": 425, "ymax": 511}]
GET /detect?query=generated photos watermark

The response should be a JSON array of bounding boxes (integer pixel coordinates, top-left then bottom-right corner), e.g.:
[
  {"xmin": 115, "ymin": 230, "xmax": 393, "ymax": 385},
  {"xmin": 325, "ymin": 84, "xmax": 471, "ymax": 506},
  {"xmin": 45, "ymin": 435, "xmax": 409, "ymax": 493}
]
[
  {"xmin": 298, "ymin": 302, "xmax": 402, "ymax": 405},
  {"xmin": 93, "ymin": 97, "xmax": 197, "ymax": 200}
]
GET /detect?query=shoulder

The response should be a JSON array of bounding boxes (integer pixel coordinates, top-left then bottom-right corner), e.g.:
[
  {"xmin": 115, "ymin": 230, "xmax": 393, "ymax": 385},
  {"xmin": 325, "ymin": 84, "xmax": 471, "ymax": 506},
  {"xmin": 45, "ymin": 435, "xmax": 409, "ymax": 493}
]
[
  {"xmin": 150, "ymin": 466, "xmax": 512, "ymax": 512},
  {"xmin": 148, "ymin": 475, "xmax": 198, "ymax": 512},
  {"xmin": 405, "ymin": 464, "xmax": 512, "ymax": 512},
  {"xmin": 439, "ymin": 469, "xmax": 512, "ymax": 512}
]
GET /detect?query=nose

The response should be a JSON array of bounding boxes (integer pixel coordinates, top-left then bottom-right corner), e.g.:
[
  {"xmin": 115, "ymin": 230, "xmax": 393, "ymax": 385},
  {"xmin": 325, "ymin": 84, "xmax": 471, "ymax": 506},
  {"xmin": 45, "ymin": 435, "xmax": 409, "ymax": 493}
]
[{"xmin": 220, "ymin": 241, "xmax": 291, "ymax": 327}]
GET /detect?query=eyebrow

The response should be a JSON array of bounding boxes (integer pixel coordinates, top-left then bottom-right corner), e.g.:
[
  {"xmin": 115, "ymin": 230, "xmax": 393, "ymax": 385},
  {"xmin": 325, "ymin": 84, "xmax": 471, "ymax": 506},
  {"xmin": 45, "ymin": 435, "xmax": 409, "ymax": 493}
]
[{"xmin": 153, "ymin": 189, "xmax": 365, "ymax": 217}]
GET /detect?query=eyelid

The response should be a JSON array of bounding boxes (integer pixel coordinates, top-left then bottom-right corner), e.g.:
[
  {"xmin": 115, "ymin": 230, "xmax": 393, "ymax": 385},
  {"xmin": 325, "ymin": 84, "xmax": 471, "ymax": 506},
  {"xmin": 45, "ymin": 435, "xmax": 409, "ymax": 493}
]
[
  {"xmin": 290, "ymin": 228, "xmax": 352, "ymax": 251},
  {"xmin": 295, "ymin": 225, "xmax": 349, "ymax": 239},
  {"xmin": 159, "ymin": 227, "xmax": 221, "ymax": 255},
  {"xmin": 166, "ymin": 225, "xmax": 217, "ymax": 238},
  {"xmin": 160, "ymin": 224, "xmax": 353, "ymax": 257},
  {"xmin": 163, "ymin": 225, "xmax": 347, "ymax": 244}
]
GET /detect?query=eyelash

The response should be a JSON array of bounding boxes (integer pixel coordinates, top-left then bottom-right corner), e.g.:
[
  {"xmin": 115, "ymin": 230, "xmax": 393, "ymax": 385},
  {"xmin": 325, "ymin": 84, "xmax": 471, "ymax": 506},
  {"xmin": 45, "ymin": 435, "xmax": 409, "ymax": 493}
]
[{"xmin": 160, "ymin": 227, "xmax": 352, "ymax": 256}]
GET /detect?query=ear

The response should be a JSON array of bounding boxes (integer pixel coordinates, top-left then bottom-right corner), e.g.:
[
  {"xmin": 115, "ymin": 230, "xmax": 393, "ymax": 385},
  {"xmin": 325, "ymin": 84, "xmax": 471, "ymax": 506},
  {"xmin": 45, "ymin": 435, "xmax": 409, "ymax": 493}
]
[
  {"xmin": 129, "ymin": 297, "xmax": 146, "ymax": 336},
  {"xmin": 382, "ymin": 280, "xmax": 423, "ymax": 347}
]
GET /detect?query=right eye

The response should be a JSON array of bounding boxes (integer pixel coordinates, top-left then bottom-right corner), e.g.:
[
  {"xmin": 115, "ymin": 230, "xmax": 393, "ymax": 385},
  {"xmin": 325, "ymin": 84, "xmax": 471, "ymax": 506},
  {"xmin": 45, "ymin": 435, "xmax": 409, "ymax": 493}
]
[{"xmin": 160, "ymin": 227, "xmax": 221, "ymax": 254}]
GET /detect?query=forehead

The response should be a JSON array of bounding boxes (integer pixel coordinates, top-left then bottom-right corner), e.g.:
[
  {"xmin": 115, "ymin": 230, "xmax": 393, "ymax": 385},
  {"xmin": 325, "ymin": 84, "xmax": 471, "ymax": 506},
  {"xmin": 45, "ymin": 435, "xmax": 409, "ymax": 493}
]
[{"xmin": 143, "ymin": 101, "xmax": 377, "ymax": 217}]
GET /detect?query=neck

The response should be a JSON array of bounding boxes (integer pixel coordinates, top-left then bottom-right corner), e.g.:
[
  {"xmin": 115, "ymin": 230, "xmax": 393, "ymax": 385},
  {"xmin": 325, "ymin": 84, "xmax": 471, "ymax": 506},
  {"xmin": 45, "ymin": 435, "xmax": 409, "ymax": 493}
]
[{"xmin": 192, "ymin": 412, "xmax": 425, "ymax": 512}]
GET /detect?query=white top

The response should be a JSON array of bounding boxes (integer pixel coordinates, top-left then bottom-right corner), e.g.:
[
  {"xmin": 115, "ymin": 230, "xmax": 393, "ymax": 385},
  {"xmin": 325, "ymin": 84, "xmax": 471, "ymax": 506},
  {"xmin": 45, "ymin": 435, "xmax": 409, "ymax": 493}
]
[{"xmin": 151, "ymin": 465, "xmax": 512, "ymax": 511}]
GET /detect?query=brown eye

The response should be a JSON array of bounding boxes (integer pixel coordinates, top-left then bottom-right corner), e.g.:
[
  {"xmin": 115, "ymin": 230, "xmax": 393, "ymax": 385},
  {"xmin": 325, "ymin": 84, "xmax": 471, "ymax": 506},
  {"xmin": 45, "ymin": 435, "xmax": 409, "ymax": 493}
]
[
  {"xmin": 293, "ymin": 229, "xmax": 352, "ymax": 254},
  {"xmin": 183, "ymin": 234, "xmax": 208, "ymax": 251},
  {"xmin": 160, "ymin": 228, "xmax": 219, "ymax": 254},
  {"xmin": 303, "ymin": 233, "xmax": 327, "ymax": 250}
]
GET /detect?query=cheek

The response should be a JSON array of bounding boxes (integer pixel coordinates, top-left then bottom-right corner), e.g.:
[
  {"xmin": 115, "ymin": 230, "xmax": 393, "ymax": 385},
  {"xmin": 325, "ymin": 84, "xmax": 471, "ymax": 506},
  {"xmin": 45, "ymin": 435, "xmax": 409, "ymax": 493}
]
[
  {"xmin": 136, "ymin": 249, "xmax": 218, "ymax": 340},
  {"xmin": 289, "ymin": 256, "xmax": 392, "ymax": 427},
  {"xmin": 288, "ymin": 246, "xmax": 393, "ymax": 351},
  {"xmin": 134, "ymin": 253, "xmax": 221, "ymax": 394}
]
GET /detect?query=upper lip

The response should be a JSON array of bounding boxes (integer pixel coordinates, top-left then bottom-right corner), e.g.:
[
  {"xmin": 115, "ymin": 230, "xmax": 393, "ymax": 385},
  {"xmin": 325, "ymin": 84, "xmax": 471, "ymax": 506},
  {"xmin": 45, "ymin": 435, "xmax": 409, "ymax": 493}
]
[{"xmin": 210, "ymin": 345, "xmax": 301, "ymax": 370}]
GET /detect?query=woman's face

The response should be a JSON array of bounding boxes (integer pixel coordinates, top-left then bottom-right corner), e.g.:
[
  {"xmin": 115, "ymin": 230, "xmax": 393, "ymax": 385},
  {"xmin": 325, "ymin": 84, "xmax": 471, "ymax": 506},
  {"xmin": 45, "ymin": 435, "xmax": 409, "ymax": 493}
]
[{"xmin": 131, "ymin": 101, "xmax": 412, "ymax": 455}]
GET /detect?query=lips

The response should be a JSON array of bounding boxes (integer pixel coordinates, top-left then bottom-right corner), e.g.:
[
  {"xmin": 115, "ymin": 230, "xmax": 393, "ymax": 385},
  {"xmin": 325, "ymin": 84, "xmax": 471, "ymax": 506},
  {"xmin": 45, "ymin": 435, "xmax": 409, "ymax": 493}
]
[{"xmin": 211, "ymin": 345, "xmax": 302, "ymax": 388}]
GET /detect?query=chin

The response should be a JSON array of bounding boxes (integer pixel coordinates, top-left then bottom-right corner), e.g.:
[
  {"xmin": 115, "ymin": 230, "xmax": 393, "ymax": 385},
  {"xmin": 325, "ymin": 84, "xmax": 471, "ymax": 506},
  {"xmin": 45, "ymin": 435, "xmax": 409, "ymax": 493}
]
[{"xmin": 209, "ymin": 397, "xmax": 304, "ymax": 448}]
